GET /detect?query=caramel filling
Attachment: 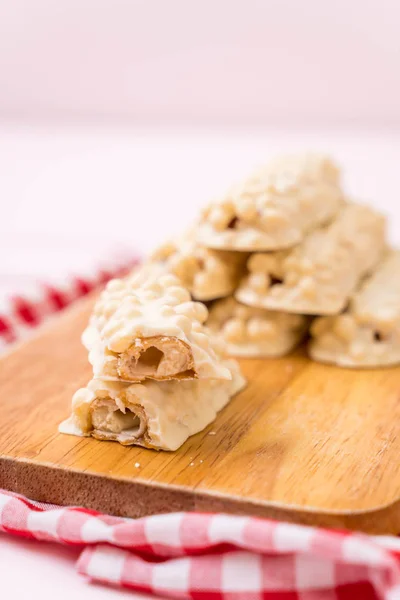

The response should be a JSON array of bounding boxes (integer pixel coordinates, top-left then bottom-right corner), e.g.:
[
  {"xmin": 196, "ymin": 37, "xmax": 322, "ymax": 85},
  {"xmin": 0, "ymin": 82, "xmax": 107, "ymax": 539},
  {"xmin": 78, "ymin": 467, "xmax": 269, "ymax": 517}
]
[
  {"xmin": 117, "ymin": 336, "xmax": 196, "ymax": 381},
  {"xmin": 91, "ymin": 399, "xmax": 147, "ymax": 441}
]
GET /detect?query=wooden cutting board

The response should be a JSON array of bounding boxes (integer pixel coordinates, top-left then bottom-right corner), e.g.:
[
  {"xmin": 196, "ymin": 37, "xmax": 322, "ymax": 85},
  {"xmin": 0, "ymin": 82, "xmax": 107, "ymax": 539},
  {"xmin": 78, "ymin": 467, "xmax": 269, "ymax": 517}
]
[{"xmin": 0, "ymin": 295, "xmax": 399, "ymax": 534}]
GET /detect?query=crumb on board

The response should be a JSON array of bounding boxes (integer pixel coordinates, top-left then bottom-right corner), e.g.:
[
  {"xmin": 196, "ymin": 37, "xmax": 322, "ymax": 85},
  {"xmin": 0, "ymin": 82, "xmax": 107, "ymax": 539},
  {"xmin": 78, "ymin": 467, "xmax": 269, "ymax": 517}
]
[
  {"xmin": 134, "ymin": 462, "xmax": 141, "ymax": 468},
  {"xmin": 208, "ymin": 431, "xmax": 216, "ymax": 436}
]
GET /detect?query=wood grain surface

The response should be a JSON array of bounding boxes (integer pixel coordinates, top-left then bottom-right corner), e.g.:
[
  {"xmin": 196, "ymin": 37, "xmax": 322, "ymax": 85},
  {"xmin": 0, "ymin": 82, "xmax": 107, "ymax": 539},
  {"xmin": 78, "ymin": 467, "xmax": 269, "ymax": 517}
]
[{"xmin": 0, "ymin": 295, "xmax": 399, "ymax": 533}]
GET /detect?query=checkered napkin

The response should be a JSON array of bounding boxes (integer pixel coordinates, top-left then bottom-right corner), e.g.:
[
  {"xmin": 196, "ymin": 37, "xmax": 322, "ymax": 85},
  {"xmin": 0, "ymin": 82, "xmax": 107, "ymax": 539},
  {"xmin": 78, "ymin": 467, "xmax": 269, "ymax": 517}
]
[
  {"xmin": 1, "ymin": 245, "xmax": 400, "ymax": 599},
  {"xmin": 0, "ymin": 489, "xmax": 399, "ymax": 599},
  {"xmin": 0, "ymin": 246, "xmax": 139, "ymax": 350}
]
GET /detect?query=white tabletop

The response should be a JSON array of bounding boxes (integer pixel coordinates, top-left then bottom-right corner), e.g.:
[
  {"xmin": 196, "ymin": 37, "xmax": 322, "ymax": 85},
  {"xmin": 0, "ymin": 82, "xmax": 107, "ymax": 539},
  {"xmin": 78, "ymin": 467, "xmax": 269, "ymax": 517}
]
[{"xmin": 1, "ymin": 121, "xmax": 400, "ymax": 598}]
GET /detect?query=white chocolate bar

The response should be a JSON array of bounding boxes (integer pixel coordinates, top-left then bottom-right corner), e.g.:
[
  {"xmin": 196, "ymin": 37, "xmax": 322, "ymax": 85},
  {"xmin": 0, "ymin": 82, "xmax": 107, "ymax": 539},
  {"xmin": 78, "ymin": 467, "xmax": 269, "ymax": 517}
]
[
  {"xmin": 207, "ymin": 296, "xmax": 309, "ymax": 357},
  {"xmin": 149, "ymin": 238, "xmax": 247, "ymax": 301},
  {"xmin": 59, "ymin": 359, "xmax": 246, "ymax": 451},
  {"xmin": 84, "ymin": 272, "xmax": 232, "ymax": 382},
  {"xmin": 309, "ymin": 251, "xmax": 400, "ymax": 367},
  {"xmin": 236, "ymin": 204, "xmax": 386, "ymax": 315},
  {"xmin": 196, "ymin": 154, "xmax": 344, "ymax": 251}
]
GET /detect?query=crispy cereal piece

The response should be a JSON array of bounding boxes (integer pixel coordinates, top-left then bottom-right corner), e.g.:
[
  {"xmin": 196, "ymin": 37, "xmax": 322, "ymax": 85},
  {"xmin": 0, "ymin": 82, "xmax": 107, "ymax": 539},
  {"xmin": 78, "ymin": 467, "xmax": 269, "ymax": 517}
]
[
  {"xmin": 149, "ymin": 238, "xmax": 247, "ymax": 301},
  {"xmin": 83, "ymin": 273, "xmax": 232, "ymax": 382},
  {"xmin": 236, "ymin": 204, "xmax": 386, "ymax": 315},
  {"xmin": 196, "ymin": 154, "xmax": 344, "ymax": 251},
  {"xmin": 207, "ymin": 296, "xmax": 309, "ymax": 357},
  {"xmin": 59, "ymin": 359, "xmax": 246, "ymax": 451},
  {"xmin": 309, "ymin": 251, "xmax": 400, "ymax": 367}
]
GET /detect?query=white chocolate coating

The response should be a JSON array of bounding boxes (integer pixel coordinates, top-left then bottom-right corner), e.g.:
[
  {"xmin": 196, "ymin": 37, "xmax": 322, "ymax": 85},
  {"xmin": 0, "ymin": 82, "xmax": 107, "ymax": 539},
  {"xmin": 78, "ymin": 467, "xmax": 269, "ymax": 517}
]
[
  {"xmin": 310, "ymin": 250, "xmax": 400, "ymax": 367},
  {"xmin": 149, "ymin": 237, "xmax": 247, "ymax": 301},
  {"xmin": 196, "ymin": 154, "xmax": 344, "ymax": 251},
  {"xmin": 236, "ymin": 204, "xmax": 386, "ymax": 315},
  {"xmin": 59, "ymin": 358, "xmax": 246, "ymax": 451},
  {"xmin": 207, "ymin": 296, "xmax": 309, "ymax": 357},
  {"xmin": 84, "ymin": 272, "xmax": 231, "ymax": 382}
]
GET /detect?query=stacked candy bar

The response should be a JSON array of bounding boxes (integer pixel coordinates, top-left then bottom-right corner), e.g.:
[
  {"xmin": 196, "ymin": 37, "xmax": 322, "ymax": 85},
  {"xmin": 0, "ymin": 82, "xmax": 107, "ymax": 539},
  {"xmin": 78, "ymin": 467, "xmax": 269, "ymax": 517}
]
[
  {"xmin": 146, "ymin": 154, "xmax": 343, "ymax": 358},
  {"xmin": 310, "ymin": 251, "xmax": 400, "ymax": 367},
  {"xmin": 236, "ymin": 204, "xmax": 386, "ymax": 314},
  {"xmin": 147, "ymin": 153, "xmax": 389, "ymax": 365},
  {"xmin": 196, "ymin": 153, "xmax": 344, "ymax": 251},
  {"xmin": 60, "ymin": 272, "xmax": 246, "ymax": 450},
  {"xmin": 150, "ymin": 234, "xmax": 248, "ymax": 302},
  {"xmin": 61, "ymin": 152, "xmax": 395, "ymax": 454}
]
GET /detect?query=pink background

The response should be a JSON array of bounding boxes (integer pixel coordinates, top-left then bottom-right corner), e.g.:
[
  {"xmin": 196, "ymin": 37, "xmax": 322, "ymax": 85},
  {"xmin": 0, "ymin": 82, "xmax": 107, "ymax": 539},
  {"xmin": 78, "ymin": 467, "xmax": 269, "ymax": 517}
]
[{"xmin": 0, "ymin": 0, "xmax": 399, "ymax": 126}]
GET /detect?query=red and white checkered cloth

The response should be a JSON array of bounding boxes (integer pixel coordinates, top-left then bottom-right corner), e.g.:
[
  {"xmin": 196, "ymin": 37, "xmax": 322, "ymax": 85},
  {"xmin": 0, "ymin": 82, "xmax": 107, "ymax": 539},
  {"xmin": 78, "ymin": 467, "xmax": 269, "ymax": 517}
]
[
  {"xmin": 0, "ymin": 489, "xmax": 400, "ymax": 599},
  {"xmin": 0, "ymin": 250, "xmax": 139, "ymax": 350},
  {"xmin": 2, "ymin": 248, "xmax": 400, "ymax": 599}
]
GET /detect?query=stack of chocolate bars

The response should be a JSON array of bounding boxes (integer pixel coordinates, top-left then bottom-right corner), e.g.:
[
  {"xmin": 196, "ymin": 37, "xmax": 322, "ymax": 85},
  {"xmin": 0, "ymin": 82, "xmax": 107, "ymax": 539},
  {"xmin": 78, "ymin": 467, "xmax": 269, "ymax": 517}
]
[
  {"xmin": 59, "ymin": 272, "xmax": 246, "ymax": 450},
  {"xmin": 61, "ymin": 153, "xmax": 399, "ymax": 451},
  {"xmin": 150, "ymin": 153, "xmax": 394, "ymax": 368}
]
